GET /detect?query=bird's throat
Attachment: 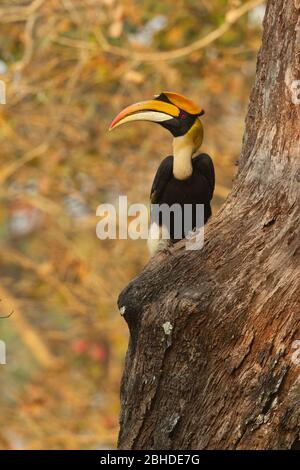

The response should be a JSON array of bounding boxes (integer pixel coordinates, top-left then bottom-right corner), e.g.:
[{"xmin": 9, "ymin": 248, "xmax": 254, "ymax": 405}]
[
  {"xmin": 172, "ymin": 119, "xmax": 203, "ymax": 180},
  {"xmin": 172, "ymin": 139, "xmax": 194, "ymax": 180}
]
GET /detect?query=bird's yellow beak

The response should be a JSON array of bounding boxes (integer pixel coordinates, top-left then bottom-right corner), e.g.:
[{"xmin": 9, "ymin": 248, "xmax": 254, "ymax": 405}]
[{"xmin": 109, "ymin": 99, "xmax": 180, "ymax": 131}]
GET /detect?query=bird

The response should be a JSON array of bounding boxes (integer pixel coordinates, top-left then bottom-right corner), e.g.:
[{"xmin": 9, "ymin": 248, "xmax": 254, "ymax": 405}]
[{"xmin": 109, "ymin": 91, "xmax": 215, "ymax": 256}]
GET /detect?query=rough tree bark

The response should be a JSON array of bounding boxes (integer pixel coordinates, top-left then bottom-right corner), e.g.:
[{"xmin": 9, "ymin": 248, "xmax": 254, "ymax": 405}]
[{"xmin": 117, "ymin": 0, "xmax": 300, "ymax": 450}]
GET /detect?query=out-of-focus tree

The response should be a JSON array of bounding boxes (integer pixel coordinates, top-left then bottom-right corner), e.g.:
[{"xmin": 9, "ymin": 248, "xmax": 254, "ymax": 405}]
[{"xmin": 0, "ymin": 0, "xmax": 264, "ymax": 449}]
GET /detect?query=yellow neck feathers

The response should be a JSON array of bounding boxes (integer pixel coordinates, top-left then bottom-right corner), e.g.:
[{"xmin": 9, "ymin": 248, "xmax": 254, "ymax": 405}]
[{"xmin": 172, "ymin": 119, "xmax": 204, "ymax": 180}]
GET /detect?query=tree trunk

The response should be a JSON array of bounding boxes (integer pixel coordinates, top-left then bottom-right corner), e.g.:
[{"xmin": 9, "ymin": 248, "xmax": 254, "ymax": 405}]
[{"xmin": 117, "ymin": 0, "xmax": 300, "ymax": 450}]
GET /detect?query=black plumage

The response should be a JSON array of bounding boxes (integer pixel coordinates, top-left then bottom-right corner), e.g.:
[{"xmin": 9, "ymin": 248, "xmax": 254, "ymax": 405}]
[{"xmin": 150, "ymin": 153, "xmax": 215, "ymax": 242}]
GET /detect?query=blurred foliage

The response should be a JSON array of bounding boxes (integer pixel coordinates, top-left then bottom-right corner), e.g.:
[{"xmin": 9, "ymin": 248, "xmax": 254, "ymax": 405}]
[{"xmin": 0, "ymin": 0, "xmax": 264, "ymax": 450}]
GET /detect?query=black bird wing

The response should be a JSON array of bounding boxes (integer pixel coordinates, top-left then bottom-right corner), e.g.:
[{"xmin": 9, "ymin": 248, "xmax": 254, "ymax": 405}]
[
  {"xmin": 149, "ymin": 153, "xmax": 215, "ymax": 241},
  {"xmin": 192, "ymin": 153, "xmax": 215, "ymax": 199},
  {"xmin": 150, "ymin": 155, "xmax": 174, "ymax": 204}
]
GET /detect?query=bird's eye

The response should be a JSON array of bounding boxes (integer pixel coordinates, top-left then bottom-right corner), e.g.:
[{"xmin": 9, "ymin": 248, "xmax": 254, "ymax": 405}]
[{"xmin": 180, "ymin": 111, "xmax": 188, "ymax": 119}]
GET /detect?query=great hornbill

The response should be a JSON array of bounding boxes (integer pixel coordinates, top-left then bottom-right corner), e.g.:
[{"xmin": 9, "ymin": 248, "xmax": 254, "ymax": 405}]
[{"xmin": 109, "ymin": 91, "xmax": 215, "ymax": 255}]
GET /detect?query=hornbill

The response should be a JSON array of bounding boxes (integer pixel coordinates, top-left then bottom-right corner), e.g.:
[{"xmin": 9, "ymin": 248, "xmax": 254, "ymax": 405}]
[{"xmin": 109, "ymin": 92, "xmax": 215, "ymax": 255}]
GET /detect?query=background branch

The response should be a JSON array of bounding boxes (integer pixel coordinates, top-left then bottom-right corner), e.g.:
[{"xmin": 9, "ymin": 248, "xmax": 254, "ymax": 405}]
[{"xmin": 94, "ymin": 0, "xmax": 265, "ymax": 62}]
